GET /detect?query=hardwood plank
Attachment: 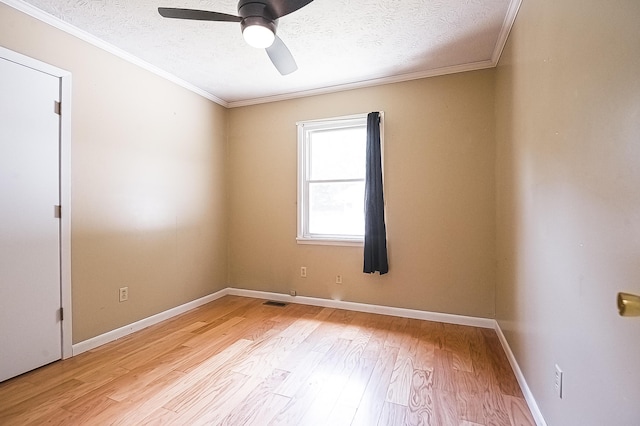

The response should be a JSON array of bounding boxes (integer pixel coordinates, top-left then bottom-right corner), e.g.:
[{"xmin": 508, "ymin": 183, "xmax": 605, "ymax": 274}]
[
  {"xmin": 173, "ymin": 371, "xmax": 260, "ymax": 425},
  {"xmin": 138, "ymin": 407, "xmax": 182, "ymax": 425},
  {"xmin": 232, "ymin": 335, "xmax": 301, "ymax": 379},
  {"xmin": 341, "ymin": 325, "xmax": 370, "ymax": 371},
  {"xmin": 105, "ymin": 370, "xmax": 188, "ymax": 425},
  {"xmin": 384, "ymin": 316, "xmax": 409, "ymax": 348},
  {"xmin": 219, "ymin": 369, "xmax": 290, "ymax": 426},
  {"xmin": 182, "ymin": 316, "xmax": 246, "ymax": 349},
  {"xmin": 51, "ymin": 396, "xmax": 122, "ymax": 426},
  {"xmin": 458, "ymin": 391, "xmax": 486, "ymax": 425},
  {"xmin": 108, "ymin": 341, "xmax": 253, "ymax": 425},
  {"xmin": 59, "ymin": 367, "xmax": 132, "ymax": 414},
  {"xmin": 386, "ymin": 318, "xmax": 421, "ymax": 405},
  {"xmin": 325, "ymin": 403, "xmax": 358, "ymax": 426},
  {"xmin": 164, "ymin": 354, "xmax": 252, "ymax": 414},
  {"xmin": 241, "ymin": 394, "xmax": 292, "ymax": 426},
  {"xmin": 277, "ymin": 316, "xmax": 323, "ymax": 344},
  {"xmin": 107, "ymin": 344, "xmax": 195, "ymax": 402},
  {"xmin": 0, "ymin": 380, "xmax": 39, "ymax": 411},
  {"xmin": 22, "ymin": 407, "xmax": 78, "ymax": 426},
  {"xmin": 361, "ymin": 315, "xmax": 392, "ymax": 360},
  {"xmin": 339, "ymin": 310, "xmax": 370, "ymax": 340},
  {"xmin": 406, "ymin": 369, "xmax": 435, "ymax": 426},
  {"xmin": 21, "ymin": 348, "xmax": 125, "ymax": 390},
  {"xmin": 378, "ymin": 401, "xmax": 407, "ymax": 425},
  {"xmin": 418, "ymin": 320, "xmax": 445, "ymax": 350},
  {"xmin": 434, "ymin": 389, "xmax": 459, "ymax": 425},
  {"xmin": 188, "ymin": 297, "xmax": 264, "ymax": 335},
  {"xmin": 19, "ymin": 370, "xmax": 129, "ymax": 422},
  {"xmin": 0, "ymin": 379, "xmax": 82, "ymax": 423},
  {"xmin": 237, "ymin": 318, "xmax": 279, "ymax": 341},
  {"xmin": 273, "ymin": 346, "xmax": 325, "ymax": 398},
  {"xmin": 308, "ymin": 306, "xmax": 335, "ymax": 321},
  {"xmin": 503, "ymin": 395, "xmax": 536, "ymax": 426},
  {"xmin": 330, "ymin": 307, "xmax": 357, "ymax": 322},
  {"xmin": 385, "ymin": 349, "xmax": 414, "ymax": 406},
  {"xmin": 297, "ymin": 337, "xmax": 364, "ymax": 425},
  {"xmin": 303, "ymin": 319, "xmax": 349, "ymax": 353},
  {"xmin": 444, "ymin": 324, "xmax": 474, "ymax": 373},
  {"xmin": 414, "ymin": 336, "xmax": 436, "ymax": 371},
  {"xmin": 481, "ymin": 385, "xmax": 512, "ymax": 426},
  {"xmin": 332, "ymin": 354, "xmax": 377, "ymax": 409},
  {"xmin": 269, "ymin": 338, "xmax": 352, "ymax": 425},
  {"xmin": 173, "ymin": 329, "xmax": 259, "ymax": 374},
  {"xmin": 351, "ymin": 344, "xmax": 399, "ymax": 426},
  {"xmin": 433, "ymin": 348, "xmax": 457, "ymax": 393}
]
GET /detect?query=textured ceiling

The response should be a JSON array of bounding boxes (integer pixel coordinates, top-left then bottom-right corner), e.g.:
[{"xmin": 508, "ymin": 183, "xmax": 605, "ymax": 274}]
[{"xmin": 11, "ymin": 0, "xmax": 518, "ymax": 106}]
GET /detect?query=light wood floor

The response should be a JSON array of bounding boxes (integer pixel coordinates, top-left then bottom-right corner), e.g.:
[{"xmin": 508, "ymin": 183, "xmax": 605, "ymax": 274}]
[{"xmin": 0, "ymin": 296, "xmax": 535, "ymax": 425}]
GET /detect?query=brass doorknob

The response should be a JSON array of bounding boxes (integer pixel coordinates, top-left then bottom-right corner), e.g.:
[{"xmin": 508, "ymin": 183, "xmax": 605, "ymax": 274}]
[{"xmin": 617, "ymin": 292, "xmax": 640, "ymax": 317}]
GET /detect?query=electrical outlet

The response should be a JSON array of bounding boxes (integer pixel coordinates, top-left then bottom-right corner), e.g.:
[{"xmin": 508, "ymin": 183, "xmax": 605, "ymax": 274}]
[
  {"xmin": 119, "ymin": 286, "xmax": 129, "ymax": 302},
  {"xmin": 336, "ymin": 275, "xmax": 343, "ymax": 284},
  {"xmin": 300, "ymin": 266, "xmax": 307, "ymax": 278},
  {"xmin": 290, "ymin": 290, "xmax": 297, "ymax": 296},
  {"xmin": 554, "ymin": 364, "xmax": 563, "ymax": 398}
]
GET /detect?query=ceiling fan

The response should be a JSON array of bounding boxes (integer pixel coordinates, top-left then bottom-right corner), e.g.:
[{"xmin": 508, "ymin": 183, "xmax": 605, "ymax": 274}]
[{"xmin": 158, "ymin": 0, "xmax": 314, "ymax": 75}]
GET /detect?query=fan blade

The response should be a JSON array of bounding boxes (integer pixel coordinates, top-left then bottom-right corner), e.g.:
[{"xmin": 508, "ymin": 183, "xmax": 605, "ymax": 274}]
[
  {"xmin": 266, "ymin": 35, "xmax": 298, "ymax": 75},
  {"xmin": 158, "ymin": 7, "xmax": 241, "ymax": 22},
  {"xmin": 267, "ymin": 0, "xmax": 314, "ymax": 19}
]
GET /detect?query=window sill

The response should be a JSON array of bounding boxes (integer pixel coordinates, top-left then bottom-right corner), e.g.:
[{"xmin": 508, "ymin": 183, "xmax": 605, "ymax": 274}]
[{"xmin": 296, "ymin": 237, "xmax": 363, "ymax": 247}]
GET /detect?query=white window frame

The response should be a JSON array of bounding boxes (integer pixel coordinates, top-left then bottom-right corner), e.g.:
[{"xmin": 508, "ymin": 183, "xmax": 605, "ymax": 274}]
[{"xmin": 297, "ymin": 113, "xmax": 370, "ymax": 246}]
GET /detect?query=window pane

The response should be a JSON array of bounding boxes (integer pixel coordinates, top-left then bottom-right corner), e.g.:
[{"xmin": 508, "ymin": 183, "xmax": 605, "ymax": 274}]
[
  {"xmin": 309, "ymin": 126, "xmax": 366, "ymax": 180},
  {"xmin": 308, "ymin": 181, "xmax": 364, "ymax": 236}
]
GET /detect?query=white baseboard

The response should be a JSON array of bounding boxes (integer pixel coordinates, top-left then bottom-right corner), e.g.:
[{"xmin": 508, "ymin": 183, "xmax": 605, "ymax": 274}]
[
  {"xmin": 494, "ymin": 322, "xmax": 547, "ymax": 426},
  {"xmin": 73, "ymin": 286, "xmax": 494, "ymax": 356},
  {"xmin": 72, "ymin": 288, "xmax": 230, "ymax": 355},
  {"xmin": 226, "ymin": 288, "xmax": 495, "ymax": 329}
]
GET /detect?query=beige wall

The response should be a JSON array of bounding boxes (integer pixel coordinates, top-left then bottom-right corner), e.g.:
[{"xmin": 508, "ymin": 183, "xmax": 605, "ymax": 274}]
[
  {"xmin": 228, "ymin": 72, "xmax": 497, "ymax": 318},
  {"xmin": 495, "ymin": 0, "xmax": 640, "ymax": 424},
  {"xmin": 0, "ymin": 4, "xmax": 229, "ymax": 343}
]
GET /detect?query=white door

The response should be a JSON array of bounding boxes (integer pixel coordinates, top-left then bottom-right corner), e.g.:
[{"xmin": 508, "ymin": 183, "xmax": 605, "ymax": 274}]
[{"xmin": 0, "ymin": 57, "xmax": 62, "ymax": 382}]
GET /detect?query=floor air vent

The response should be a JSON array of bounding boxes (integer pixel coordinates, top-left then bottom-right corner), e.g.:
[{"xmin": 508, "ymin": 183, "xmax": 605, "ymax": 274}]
[{"xmin": 263, "ymin": 300, "xmax": 288, "ymax": 307}]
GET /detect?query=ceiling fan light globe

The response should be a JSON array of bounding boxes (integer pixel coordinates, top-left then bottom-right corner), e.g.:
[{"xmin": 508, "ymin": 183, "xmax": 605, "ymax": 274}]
[{"xmin": 243, "ymin": 24, "xmax": 275, "ymax": 48}]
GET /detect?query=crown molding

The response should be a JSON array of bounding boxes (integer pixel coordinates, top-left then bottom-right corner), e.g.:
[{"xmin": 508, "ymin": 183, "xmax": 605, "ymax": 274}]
[
  {"xmin": 1, "ymin": 0, "xmax": 229, "ymax": 107},
  {"xmin": 228, "ymin": 59, "xmax": 496, "ymax": 108},
  {"xmin": 491, "ymin": 0, "xmax": 523, "ymax": 64}
]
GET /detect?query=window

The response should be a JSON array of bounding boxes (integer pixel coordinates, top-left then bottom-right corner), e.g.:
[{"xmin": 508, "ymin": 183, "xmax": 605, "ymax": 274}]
[{"xmin": 297, "ymin": 114, "xmax": 369, "ymax": 245}]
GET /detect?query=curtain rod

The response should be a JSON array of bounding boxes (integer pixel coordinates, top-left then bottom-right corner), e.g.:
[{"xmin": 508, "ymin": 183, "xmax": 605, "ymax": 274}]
[{"xmin": 297, "ymin": 111, "xmax": 384, "ymax": 126}]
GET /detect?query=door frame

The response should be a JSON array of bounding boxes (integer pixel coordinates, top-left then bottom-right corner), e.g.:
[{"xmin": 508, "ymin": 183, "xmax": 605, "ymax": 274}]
[{"xmin": 0, "ymin": 45, "xmax": 72, "ymax": 359}]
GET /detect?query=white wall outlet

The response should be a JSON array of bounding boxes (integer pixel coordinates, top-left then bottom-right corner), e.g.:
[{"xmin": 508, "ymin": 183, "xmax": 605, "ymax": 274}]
[
  {"xmin": 119, "ymin": 286, "xmax": 129, "ymax": 302},
  {"xmin": 554, "ymin": 364, "xmax": 563, "ymax": 398},
  {"xmin": 336, "ymin": 275, "xmax": 343, "ymax": 284},
  {"xmin": 290, "ymin": 290, "xmax": 297, "ymax": 296},
  {"xmin": 300, "ymin": 266, "xmax": 307, "ymax": 278}
]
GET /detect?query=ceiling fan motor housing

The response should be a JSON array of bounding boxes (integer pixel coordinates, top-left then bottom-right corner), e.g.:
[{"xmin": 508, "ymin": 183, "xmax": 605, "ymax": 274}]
[{"xmin": 238, "ymin": 0, "xmax": 278, "ymax": 34}]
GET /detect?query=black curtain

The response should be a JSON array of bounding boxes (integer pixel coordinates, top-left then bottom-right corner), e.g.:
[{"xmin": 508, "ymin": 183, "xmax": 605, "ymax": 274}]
[{"xmin": 363, "ymin": 112, "xmax": 389, "ymax": 274}]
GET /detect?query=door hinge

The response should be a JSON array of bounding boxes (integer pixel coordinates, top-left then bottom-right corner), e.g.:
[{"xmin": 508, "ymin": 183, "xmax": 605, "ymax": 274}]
[
  {"xmin": 60, "ymin": 307, "xmax": 64, "ymax": 321},
  {"xmin": 54, "ymin": 205, "xmax": 62, "ymax": 218},
  {"xmin": 54, "ymin": 101, "xmax": 61, "ymax": 115}
]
